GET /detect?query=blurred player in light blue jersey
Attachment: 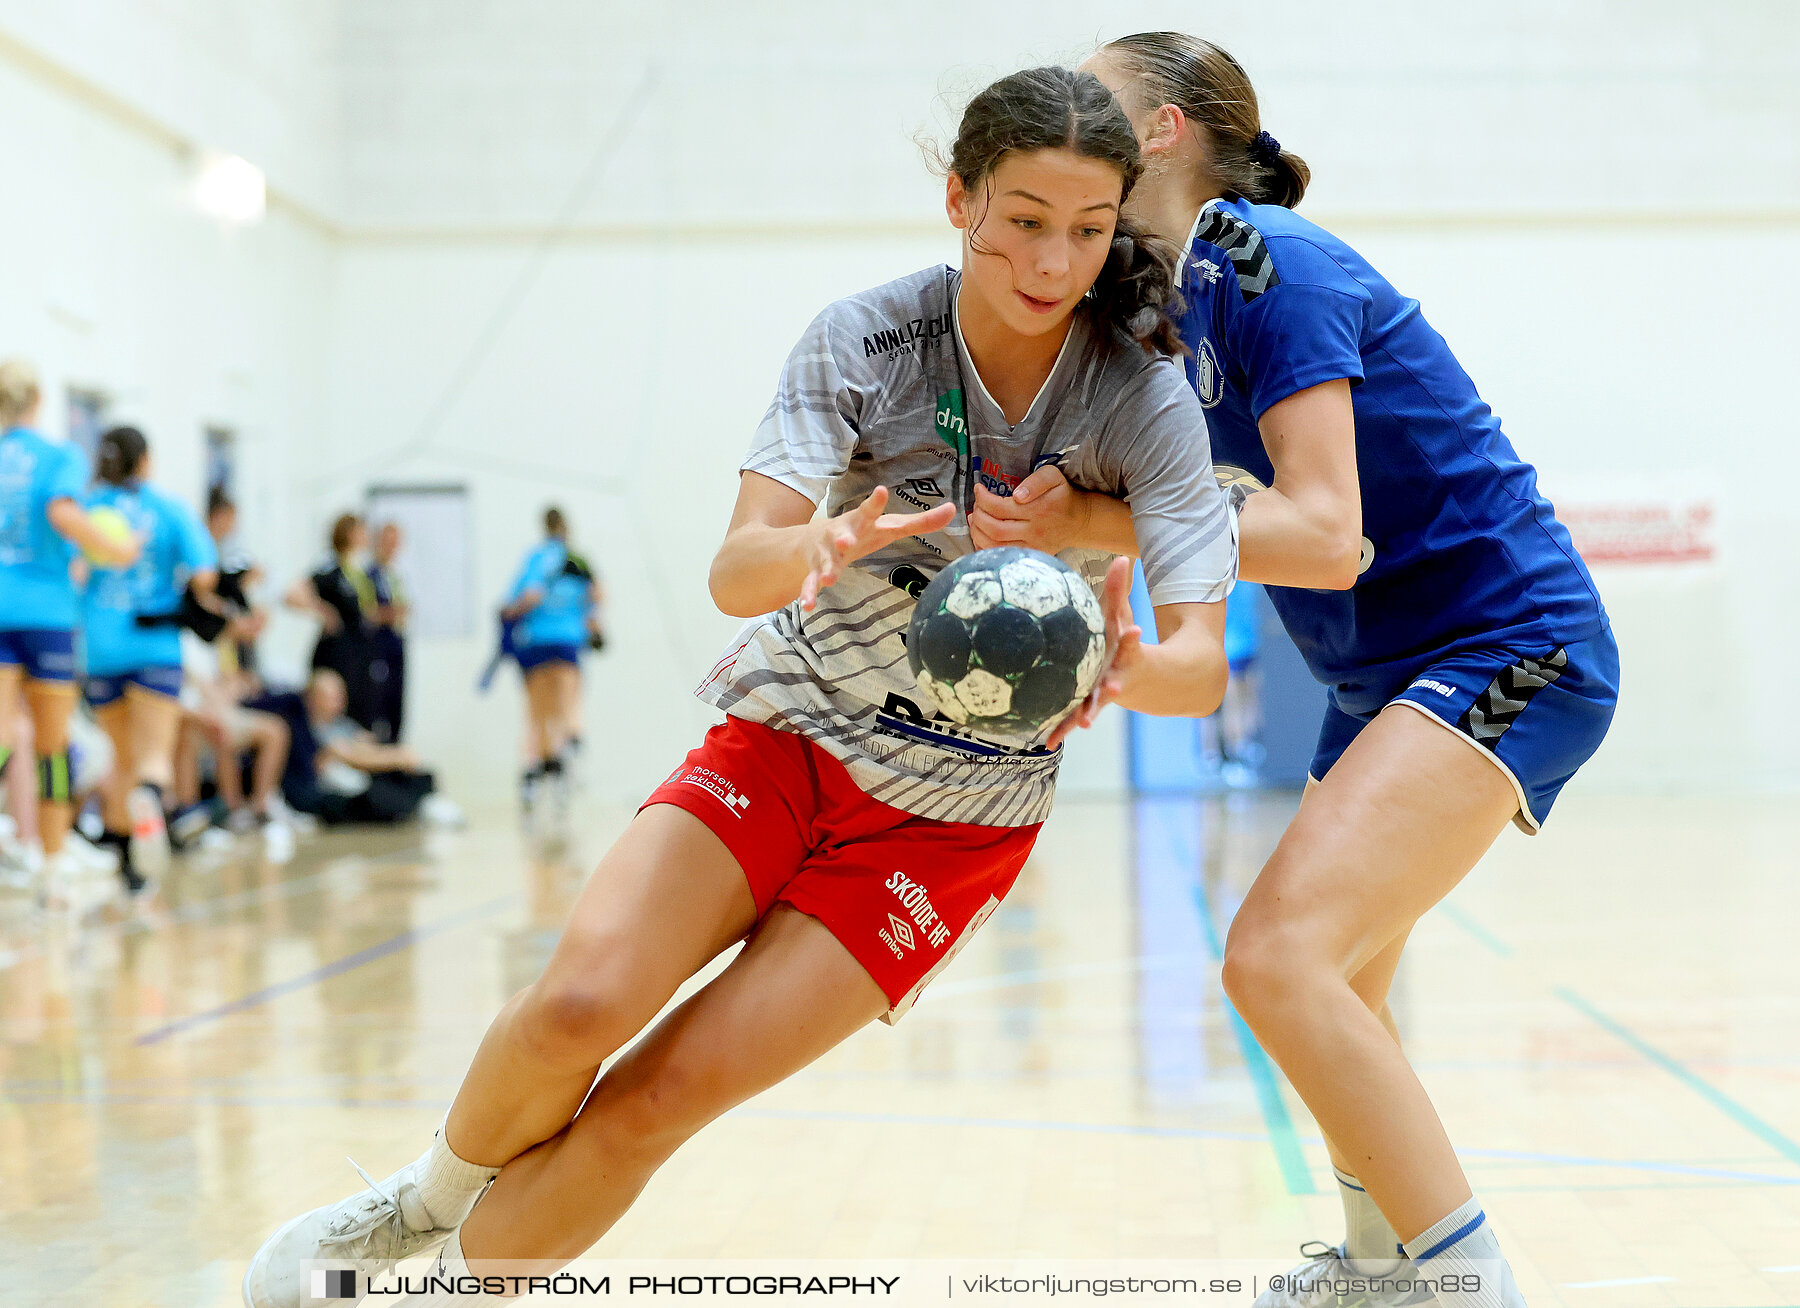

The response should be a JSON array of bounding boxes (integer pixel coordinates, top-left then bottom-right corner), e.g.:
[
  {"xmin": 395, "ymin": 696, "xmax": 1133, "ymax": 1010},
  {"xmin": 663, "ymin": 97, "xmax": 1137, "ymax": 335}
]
[
  {"xmin": 500, "ymin": 505, "xmax": 602, "ymax": 811},
  {"xmin": 974, "ymin": 34, "xmax": 1620, "ymax": 1308},
  {"xmin": 0, "ymin": 359, "xmax": 138, "ymax": 896},
  {"xmin": 81, "ymin": 425, "xmax": 219, "ymax": 887}
]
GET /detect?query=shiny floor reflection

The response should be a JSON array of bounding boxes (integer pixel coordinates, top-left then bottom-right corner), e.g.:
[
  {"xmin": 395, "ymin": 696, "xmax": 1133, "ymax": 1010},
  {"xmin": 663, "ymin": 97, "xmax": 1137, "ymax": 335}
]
[{"xmin": 2, "ymin": 793, "xmax": 1797, "ymax": 1306}]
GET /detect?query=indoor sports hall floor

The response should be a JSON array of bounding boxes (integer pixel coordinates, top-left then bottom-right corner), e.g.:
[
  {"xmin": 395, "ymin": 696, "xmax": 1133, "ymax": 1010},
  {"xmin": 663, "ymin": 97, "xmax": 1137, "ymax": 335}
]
[{"xmin": 1, "ymin": 791, "xmax": 1796, "ymax": 1307}]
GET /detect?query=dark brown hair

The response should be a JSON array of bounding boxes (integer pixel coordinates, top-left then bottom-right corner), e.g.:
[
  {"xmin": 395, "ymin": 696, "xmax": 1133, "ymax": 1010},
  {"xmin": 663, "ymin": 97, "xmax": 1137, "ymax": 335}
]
[
  {"xmin": 97, "ymin": 426, "xmax": 149, "ymax": 485},
  {"xmin": 1103, "ymin": 33, "xmax": 1309, "ymax": 209},
  {"xmin": 329, "ymin": 512, "xmax": 363, "ymax": 555},
  {"xmin": 945, "ymin": 65, "xmax": 1184, "ymax": 355},
  {"xmin": 544, "ymin": 506, "xmax": 567, "ymax": 538}
]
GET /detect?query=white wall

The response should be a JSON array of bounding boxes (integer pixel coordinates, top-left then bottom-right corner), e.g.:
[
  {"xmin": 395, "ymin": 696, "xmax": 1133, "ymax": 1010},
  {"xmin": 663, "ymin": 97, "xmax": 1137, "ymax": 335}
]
[
  {"xmin": 0, "ymin": 12, "xmax": 336, "ymax": 647},
  {"xmin": 334, "ymin": 1, "xmax": 1799, "ymax": 231},
  {"xmin": 314, "ymin": 2, "xmax": 1800, "ymax": 804},
  {"xmin": 4, "ymin": 1, "xmax": 1796, "ymax": 807}
]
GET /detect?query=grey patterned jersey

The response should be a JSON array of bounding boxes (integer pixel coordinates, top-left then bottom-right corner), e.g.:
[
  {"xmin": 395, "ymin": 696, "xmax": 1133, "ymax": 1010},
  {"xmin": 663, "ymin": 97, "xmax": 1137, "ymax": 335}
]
[{"xmin": 699, "ymin": 264, "xmax": 1236, "ymax": 827}]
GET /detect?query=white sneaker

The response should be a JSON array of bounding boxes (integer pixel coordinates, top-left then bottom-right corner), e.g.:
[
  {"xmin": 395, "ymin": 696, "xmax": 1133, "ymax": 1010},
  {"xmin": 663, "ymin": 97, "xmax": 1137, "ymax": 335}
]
[
  {"xmin": 64, "ymin": 832, "xmax": 121, "ymax": 874},
  {"xmin": 39, "ymin": 848, "xmax": 118, "ymax": 914},
  {"xmin": 1254, "ymin": 1244, "xmax": 1436, "ymax": 1307},
  {"xmin": 127, "ymin": 787, "xmax": 171, "ymax": 877},
  {"xmin": 267, "ymin": 795, "xmax": 318, "ymax": 835},
  {"xmin": 420, "ymin": 795, "xmax": 464, "ymax": 828},
  {"xmin": 242, "ymin": 1158, "xmax": 456, "ymax": 1308},
  {"xmin": 263, "ymin": 820, "xmax": 296, "ymax": 863}
]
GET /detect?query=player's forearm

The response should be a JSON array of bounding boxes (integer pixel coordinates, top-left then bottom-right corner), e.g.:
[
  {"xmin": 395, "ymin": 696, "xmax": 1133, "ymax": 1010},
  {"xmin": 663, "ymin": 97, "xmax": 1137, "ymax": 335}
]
[
  {"xmin": 709, "ymin": 520, "xmax": 822, "ymax": 617},
  {"xmin": 1115, "ymin": 636, "xmax": 1228, "ymax": 720},
  {"xmin": 1236, "ymin": 488, "xmax": 1361, "ymax": 590},
  {"xmin": 1073, "ymin": 490, "xmax": 1141, "ymax": 557}
]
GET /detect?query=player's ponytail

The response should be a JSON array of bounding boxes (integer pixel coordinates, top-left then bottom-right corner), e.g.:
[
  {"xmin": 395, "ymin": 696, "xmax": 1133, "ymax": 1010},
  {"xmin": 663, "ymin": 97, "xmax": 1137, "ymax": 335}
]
[
  {"xmin": 1101, "ymin": 32, "xmax": 1311, "ymax": 210},
  {"xmin": 932, "ymin": 66, "xmax": 1185, "ymax": 356},
  {"xmin": 0, "ymin": 358, "xmax": 41, "ymax": 428},
  {"xmin": 96, "ymin": 425, "xmax": 149, "ymax": 485}
]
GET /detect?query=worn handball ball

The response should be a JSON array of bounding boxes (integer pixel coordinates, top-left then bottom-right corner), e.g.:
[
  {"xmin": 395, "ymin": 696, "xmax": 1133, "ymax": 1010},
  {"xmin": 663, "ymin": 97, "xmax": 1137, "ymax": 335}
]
[
  {"xmin": 82, "ymin": 506, "xmax": 135, "ymax": 565},
  {"xmin": 907, "ymin": 547, "xmax": 1108, "ymax": 739}
]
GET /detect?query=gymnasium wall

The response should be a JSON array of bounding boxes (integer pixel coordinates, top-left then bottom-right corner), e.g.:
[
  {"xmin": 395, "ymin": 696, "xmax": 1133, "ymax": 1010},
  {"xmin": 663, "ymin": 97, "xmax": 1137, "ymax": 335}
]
[
  {"xmin": 1, "ymin": 2, "xmax": 1796, "ymax": 808},
  {"xmin": 0, "ymin": 2, "xmax": 338, "ymax": 679}
]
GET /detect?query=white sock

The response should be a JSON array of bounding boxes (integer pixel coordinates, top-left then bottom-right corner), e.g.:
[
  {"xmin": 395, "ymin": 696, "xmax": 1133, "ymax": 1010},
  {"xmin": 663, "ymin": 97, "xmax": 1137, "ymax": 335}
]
[
  {"xmin": 414, "ymin": 1126, "xmax": 500, "ymax": 1229},
  {"xmin": 1401, "ymin": 1196, "xmax": 1524, "ymax": 1308},
  {"xmin": 406, "ymin": 1228, "xmax": 481, "ymax": 1304},
  {"xmin": 1333, "ymin": 1166, "xmax": 1404, "ymax": 1266}
]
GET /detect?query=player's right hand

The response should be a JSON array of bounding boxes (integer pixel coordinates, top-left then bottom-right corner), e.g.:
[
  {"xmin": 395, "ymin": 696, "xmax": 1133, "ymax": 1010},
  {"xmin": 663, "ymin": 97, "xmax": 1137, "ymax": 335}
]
[{"xmin": 799, "ymin": 486, "xmax": 955, "ymax": 611}]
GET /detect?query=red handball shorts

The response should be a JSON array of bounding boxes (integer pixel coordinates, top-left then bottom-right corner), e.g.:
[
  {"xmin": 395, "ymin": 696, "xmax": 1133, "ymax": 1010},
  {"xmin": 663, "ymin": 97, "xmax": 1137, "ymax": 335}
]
[{"xmin": 641, "ymin": 716, "xmax": 1041, "ymax": 1022}]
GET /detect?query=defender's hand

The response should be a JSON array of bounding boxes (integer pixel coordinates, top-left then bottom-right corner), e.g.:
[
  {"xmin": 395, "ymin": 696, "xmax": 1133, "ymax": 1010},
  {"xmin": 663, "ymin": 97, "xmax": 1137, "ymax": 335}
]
[{"xmin": 968, "ymin": 464, "xmax": 1092, "ymax": 554}]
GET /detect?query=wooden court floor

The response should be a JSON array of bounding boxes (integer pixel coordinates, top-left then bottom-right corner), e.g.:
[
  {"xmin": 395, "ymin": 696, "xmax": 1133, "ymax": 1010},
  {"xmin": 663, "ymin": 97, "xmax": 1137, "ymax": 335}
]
[{"xmin": 1, "ymin": 790, "xmax": 1796, "ymax": 1306}]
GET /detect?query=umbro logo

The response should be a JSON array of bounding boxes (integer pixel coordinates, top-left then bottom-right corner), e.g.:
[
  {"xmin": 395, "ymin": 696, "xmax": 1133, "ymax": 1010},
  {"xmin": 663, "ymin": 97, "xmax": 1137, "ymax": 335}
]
[
  {"xmin": 886, "ymin": 913, "xmax": 916, "ymax": 951},
  {"xmin": 907, "ymin": 477, "xmax": 944, "ymax": 499}
]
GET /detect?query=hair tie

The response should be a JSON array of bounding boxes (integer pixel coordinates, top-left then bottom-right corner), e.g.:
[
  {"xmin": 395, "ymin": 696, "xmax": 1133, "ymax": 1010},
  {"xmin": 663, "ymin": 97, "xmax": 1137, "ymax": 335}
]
[{"xmin": 1249, "ymin": 130, "xmax": 1282, "ymax": 165}]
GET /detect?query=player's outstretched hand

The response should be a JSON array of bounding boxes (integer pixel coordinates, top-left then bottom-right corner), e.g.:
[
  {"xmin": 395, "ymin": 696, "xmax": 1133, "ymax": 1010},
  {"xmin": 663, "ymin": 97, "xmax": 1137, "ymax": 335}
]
[
  {"xmin": 969, "ymin": 463, "xmax": 1090, "ymax": 553},
  {"xmin": 1046, "ymin": 557, "xmax": 1143, "ymax": 749},
  {"xmin": 799, "ymin": 486, "xmax": 956, "ymax": 611}
]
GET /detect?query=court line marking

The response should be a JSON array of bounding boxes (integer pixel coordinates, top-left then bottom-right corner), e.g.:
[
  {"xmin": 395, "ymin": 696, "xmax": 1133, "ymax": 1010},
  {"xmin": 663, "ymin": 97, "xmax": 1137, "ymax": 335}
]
[
  {"xmin": 0, "ymin": 846, "xmax": 431, "ymax": 973},
  {"xmin": 1139, "ymin": 803, "xmax": 1316, "ymax": 1198},
  {"xmin": 1437, "ymin": 901, "xmax": 1514, "ymax": 958},
  {"xmin": 3, "ymin": 1082, "xmax": 1794, "ymax": 1191},
  {"xmin": 1554, "ymin": 986, "xmax": 1800, "ymax": 1169},
  {"xmin": 131, "ymin": 892, "xmax": 517, "ymax": 1047},
  {"xmin": 1763, "ymin": 1266, "xmax": 1800, "ymax": 1273},
  {"xmin": 1418, "ymin": 895, "xmax": 1800, "ymax": 1174}
]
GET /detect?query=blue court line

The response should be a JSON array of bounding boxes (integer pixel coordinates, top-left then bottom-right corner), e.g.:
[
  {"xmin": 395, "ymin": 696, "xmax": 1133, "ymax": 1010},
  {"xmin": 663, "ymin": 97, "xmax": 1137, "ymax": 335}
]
[
  {"xmin": 132, "ymin": 893, "xmax": 517, "ymax": 1047},
  {"xmin": 1147, "ymin": 806, "xmax": 1315, "ymax": 1198},
  {"xmin": 5, "ymin": 1084, "xmax": 1796, "ymax": 1190},
  {"xmin": 1555, "ymin": 987, "xmax": 1800, "ymax": 1169},
  {"xmin": 1436, "ymin": 902, "xmax": 1513, "ymax": 958},
  {"xmin": 0, "ymin": 846, "xmax": 430, "ymax": 973}
]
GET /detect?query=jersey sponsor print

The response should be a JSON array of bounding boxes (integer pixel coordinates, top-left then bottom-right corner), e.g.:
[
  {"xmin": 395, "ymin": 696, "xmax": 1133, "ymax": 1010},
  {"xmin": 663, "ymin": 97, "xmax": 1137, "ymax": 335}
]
[{"xmin": 709, "ymin": 265, "xmax": 1237, "ymax": 826}]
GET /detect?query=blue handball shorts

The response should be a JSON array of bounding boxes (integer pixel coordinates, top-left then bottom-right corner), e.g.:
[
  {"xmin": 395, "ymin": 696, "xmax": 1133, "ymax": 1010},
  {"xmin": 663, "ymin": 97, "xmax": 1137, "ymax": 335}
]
[
  {"xmin": 514, "ymin": 642, "xmax": 581, "ymax": 673},
  {"xmin": 0, "ymin": 628, "xmax": 78, "ymax": 683},
  {"xmin": 84, "ymin": 664, "xmax": 185, "ymax": 708},
  {"xmin": 1310, "ymin": 625, "xmax": 1620, "ymax": 833}
]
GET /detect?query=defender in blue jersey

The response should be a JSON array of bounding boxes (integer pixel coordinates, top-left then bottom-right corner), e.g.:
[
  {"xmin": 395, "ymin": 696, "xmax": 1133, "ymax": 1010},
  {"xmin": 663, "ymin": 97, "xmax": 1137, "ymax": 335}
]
[
  {"xmin": 973, "ymin": 34, "xmax": 1619, "ymax": 1308},
  {"xmin": 500, "ymin": 505, "xmax": 603, "ymax": 810},
  {"xmin": 0, "ymin": 360, "xmax": 138, "ymax": 893},
  {"xmin": 81, "ymin": 426, "xmax": 219, "ymax": 884}
]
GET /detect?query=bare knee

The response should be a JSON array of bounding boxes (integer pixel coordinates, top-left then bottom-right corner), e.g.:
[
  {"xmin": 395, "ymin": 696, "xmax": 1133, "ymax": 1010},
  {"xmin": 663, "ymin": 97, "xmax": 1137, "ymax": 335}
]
[
  {"xmin": 579, "ymin": 1048, "xmax": 721, "ymax": 1166},
  {"xmin": 512, "ymin": 963, "xmax": 645, "ymax": 1069},
  {"xmin": 1220, "ymin": 911, "xmax": 1337, "ymax": 1024}
]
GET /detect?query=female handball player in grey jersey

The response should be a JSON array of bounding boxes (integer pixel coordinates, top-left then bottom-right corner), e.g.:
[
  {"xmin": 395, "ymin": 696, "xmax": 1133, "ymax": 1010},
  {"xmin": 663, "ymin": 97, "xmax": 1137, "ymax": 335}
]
[{"xmin": 243, "ymin": 65, "xmax": 1237, "ymax": 1304}]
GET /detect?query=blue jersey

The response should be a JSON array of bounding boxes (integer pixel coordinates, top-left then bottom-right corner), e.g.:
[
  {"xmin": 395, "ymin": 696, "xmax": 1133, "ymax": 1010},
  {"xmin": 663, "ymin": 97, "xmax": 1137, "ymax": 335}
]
[
  {"xmin": 0, "ymin": 427, "xmax": 88, "ymax": 630},
  {"xmin": 81, "ymin": 481, "xmax": 216, "ymax": 674},
  {"xmin": 1177, "ymin": 198, "xmax": 1605, "ymax": 686},
  {"xmin": 507, "ymin": 540, "xmax": 592, "ymax": 649}
]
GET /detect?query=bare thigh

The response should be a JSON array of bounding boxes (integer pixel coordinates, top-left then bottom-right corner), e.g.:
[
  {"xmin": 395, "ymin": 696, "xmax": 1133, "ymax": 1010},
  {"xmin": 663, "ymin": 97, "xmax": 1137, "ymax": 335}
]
[
  {"xmin": 445, "ymin": 803, "xmax": 763, "ymax": 1163},
  {"xmin": 1233, "ymin": 705, "xmax": 1518, "ymax": 977},
  {"xmin": 462, "ymin": 903, "xmax": 888, "ymax": 1265}
]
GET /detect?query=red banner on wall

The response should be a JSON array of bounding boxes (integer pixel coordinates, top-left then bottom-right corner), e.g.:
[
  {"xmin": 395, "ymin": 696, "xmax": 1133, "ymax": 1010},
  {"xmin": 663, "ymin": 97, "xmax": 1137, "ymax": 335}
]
[{"xmin": 1559, "ymin": 499, "xmax": 1717, "ymax": 565}]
